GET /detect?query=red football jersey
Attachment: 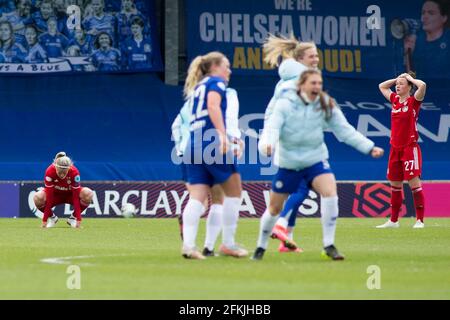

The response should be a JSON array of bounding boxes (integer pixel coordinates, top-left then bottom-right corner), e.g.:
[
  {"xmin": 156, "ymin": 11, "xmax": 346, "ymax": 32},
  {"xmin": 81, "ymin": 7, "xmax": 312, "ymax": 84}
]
[
  {"xmin": 390, "ymin": 92, "xmax": 421, "ymax": 148},
  {"xmin": 44, "ymin": 164, "xmax": 81, "ymax": 193}
]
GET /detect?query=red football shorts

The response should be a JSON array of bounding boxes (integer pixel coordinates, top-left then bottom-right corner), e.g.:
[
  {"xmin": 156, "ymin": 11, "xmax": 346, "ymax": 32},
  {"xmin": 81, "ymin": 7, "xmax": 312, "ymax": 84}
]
[
  {"xmin": 44, "ymin": 188, "xmax": 83, "ymax": 206},
  {"xmin": 387, "ymin": 143, "xmax": 422, "ymax": 181}
]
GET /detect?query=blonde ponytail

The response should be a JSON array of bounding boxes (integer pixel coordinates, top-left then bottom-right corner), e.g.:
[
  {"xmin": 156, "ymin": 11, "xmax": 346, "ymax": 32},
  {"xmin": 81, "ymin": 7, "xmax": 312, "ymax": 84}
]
[
  {"xmin": 54, "ymin": 151, "xmax": 72, "ymax": 169},
  {"xmin": 183, "ymin": 51, "xmax": 226, "ymax": 98},
  {"xmin": 263, "ymin": 33, "xmax": 317, "ymax": 67},
  {"xmin": 54, "ymin": 151, "xmax": 66, "ymax": 160},
  {"xmin": 184, "ymin": 56, "xmax": 205, "ymax": 98}
]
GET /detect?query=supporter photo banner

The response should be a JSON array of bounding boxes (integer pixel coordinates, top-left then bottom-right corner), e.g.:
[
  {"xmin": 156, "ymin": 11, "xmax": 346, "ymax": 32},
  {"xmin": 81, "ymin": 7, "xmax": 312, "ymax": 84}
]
[
  {"xmin": 13, "ymin": 181, "xmax": 450, "ymax": 219},
  {"xmin": 185, "ymin": 0, "xmax": 450, "ymax": 79},
  {"xmin": 0, "ymin": 0, "xmax": 163, "ymax": 74}
]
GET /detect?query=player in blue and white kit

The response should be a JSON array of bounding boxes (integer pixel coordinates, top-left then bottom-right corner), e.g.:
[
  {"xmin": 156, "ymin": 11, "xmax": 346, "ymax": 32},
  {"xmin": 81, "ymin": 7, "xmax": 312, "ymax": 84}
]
[
  {"xmin": 252, "ymin": 69, "xmax": 385, "ymax": 261},
  {"xmin": 261, "ymin": 34, "xmax": 322, "ymax": 253},
  {"xmin": 67, "ymin": 28, "xmax": 94, "ymax": 56},
  {"xmin": 172, "ymin": 87, "xmax": 244, "ymax": 257},
  {"xmin": 39, "ymin": 17, "xmax": 68, "ymax": 57},
  {"xmin": 90, "ymin": 31, "xmax": 120, "ymax": 71},
  {"xmin": 0, "ymin": 21, "xmax": 26, "ymax": 62},
  {"xmin": 24, "ymin": 24, "xmax": 47, "ymax": 63},
  {"xmin": 120, "ymin": 16, "xmax": 151, "ymax": 70},
  {"xmin": 83, "ymin": 0, "xmax": 117, "ymax": 44},
  {"xmin": 179, "ymin": 51, "xmax": 248, "ymax": 260},
  {"xmin": 105, "ymin": 0, "xmax": 147, "ymax": 14},
  {"xmin": 116, "ymin": 0, "xmax": 149, "ymax": 44},
  {"xmin": 31, "ymin": 0, "xmax": 55, "ymax": 32},
  {"xmin": 0, "ymin": 0, "xmax": 15, "ymax": 15},
  {"xmin": 0, "ymin": 0, "xmax": 33, "ymax": 46}
]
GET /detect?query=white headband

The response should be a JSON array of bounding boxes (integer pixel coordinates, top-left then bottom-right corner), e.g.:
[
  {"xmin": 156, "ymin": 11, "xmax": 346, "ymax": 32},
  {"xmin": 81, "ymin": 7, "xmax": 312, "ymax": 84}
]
[{"xmin": 55, "ymin": 163, "xmax": 70, "ymax": 169}]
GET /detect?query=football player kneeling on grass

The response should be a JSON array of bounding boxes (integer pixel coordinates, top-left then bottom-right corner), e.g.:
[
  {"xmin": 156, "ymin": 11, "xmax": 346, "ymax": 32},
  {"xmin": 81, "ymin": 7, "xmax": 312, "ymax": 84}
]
[{"xmin": 33, "ymin": 152, "xmax": 94, "ymax": 228}]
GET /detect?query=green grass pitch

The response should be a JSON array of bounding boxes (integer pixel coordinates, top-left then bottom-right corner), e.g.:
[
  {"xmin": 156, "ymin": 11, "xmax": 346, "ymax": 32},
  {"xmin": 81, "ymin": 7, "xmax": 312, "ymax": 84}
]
[{"xmin": 1, "ymin": 218, "xmax": 449, "ymax": 300}]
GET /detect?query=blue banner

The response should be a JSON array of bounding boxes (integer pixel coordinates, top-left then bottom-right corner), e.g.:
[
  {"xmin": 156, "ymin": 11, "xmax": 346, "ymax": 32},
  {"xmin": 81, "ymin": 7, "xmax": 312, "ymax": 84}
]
[
  {"xmin": 0, "ymin": 74, "xmax": 448, "ymax": 181},
  {"xmin": 0, "ymin": 0, "xmax": 162, "ymax": 74},
  {"xmin": 185, "ymin": 0, "xmax": 450, "ymax": 80}
]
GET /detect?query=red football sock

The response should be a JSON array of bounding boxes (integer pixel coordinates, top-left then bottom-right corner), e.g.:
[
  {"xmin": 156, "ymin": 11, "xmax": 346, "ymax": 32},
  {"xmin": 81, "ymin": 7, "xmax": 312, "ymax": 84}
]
[
  {"xmin": 412, "ymin": 187, "xmax": 425, "ymax": 222},
  {"xmin": 390, "ymin": 186, "xmax": 403, "ymax": 223},
  {"xmin": 80, "ymin": 202, "xmax": 89, "ymax": 213}
]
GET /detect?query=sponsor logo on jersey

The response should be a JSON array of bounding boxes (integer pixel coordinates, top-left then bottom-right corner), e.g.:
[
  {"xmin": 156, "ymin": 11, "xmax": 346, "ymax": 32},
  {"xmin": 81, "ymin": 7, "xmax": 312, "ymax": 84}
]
[
  {"xmin": 144, "ymin": 44, "xmax": 151, "ymax": 52},
  {"xmin": 402, "ymin": 106, "xmax": 409, "ymax": 112},
  {"xmin": 275, "ymin": 180, "xmax": 283, "ymax": 189},
  {"xmin": 45, "ymin": 176, "xmax": 52, "ymax": 182}
]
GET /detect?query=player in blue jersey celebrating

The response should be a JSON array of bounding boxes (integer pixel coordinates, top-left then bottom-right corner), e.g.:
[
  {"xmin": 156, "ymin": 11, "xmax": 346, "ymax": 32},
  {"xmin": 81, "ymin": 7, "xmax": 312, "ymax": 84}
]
[
  {"xmin": 90, "ymin": 31, "xmax": 120, "ymax": 71},
  {"xmin": 179, "ymin": 51, "xmax": 248, "ymax": 260},
  {"xmin": 261, "ymin": 34, "xmax": 321, "ymax": 253},
  {"xmin": 252, "ymin": 69, "xmax": 384, "ymax": 261},
  {"xmin": 39, "ymin": 16, "xmax": 68, "ymax": 57},
  {"xmin": 172, "ymin": 86, "xmax": 244, "ymax": 257},
  {"xmin": 24, "ymin": 24, "xmax": 47, "ymax": 63},
  {"xmin": 120, "ymin": 17, "xmax": 151, "ymax": 70}
]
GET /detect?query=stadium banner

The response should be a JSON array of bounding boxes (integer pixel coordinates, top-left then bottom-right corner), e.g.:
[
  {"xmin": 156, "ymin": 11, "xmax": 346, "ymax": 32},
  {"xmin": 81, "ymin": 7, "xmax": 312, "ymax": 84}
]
[
  {"xmin": 0, "ymin": 0, "xmax": 162, "ymax": 74},
  {"xmin": 185, "ymin": 0, "xmax": 450, "ymax": 79},
  {"xmin": 13, "ymin": 181, "xmax": 450, "ymax": 219},
  {"xmin": 0, "ymin": 183, "xmax": 19, "ymax": 218}
]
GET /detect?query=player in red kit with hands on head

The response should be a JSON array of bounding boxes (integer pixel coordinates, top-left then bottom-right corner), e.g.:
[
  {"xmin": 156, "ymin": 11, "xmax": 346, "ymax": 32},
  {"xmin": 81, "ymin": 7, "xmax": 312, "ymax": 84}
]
[
  {"xmin": 33, "ymin": 152, "xmax": 94, "ymax": 228},
  {"xmin": 377, "ymin": 72, "xmax": 427, "ymax": 229}
]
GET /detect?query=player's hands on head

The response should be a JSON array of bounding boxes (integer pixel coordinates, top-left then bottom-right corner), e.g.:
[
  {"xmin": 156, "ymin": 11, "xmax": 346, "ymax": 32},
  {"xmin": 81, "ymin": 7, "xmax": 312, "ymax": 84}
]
[{"xmin": 371, "ymin": 146, "xmax": 384, "ymax": 158}]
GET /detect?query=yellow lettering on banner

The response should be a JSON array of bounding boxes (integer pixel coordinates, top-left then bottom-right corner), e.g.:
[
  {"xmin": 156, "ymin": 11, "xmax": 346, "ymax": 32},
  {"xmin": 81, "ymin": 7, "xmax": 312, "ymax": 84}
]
[
  {"xmin": 318, "ymin": 49, "xmax": 324, "ymax": 70},
  {"xmin": 232, "ymin": 47, "xmax": 362, "ymax": 73},
  {"xmin": 233, "ymin": 47, "xmax": 247, "ymax": 69},
  {"xmin": 317, "ymin": 49, "xmax": 362, "ymax": 73},
  {"xmin": 324, "ymin": 49, "xmax": 339, "ymax": 72},
  {"xmin": 340, "ymin": 50, "xmax": 354, "ymax": 72},
  {"xmin": 233, "ymin": 47, "xmax": 276, "ymax": 70},
  {"xmin": 355, "ymin": 50, "xmax": 361, "ymax": 72},
  {"xmin": 247, "ymin": 47, "xmax": 260, "ymax": 70}
]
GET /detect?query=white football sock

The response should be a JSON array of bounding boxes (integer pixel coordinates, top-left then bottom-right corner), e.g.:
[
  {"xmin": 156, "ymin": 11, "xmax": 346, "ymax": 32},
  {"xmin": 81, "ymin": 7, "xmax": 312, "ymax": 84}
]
[
  {"xmin": 204, "ymin": 204, "xmax": 223, "ymax": 250},
  {"xmin": 287, "ymin": 227, "xmax": 294, "ymax": 240},
  {"xmin": 257, "ymin": 208, "xmax": 279, "ymax": 249},
  {"xmin": 182, "ymin": 198, "xmax": 205, "ymax": 250},
  {"xmin": 320, "ymin": 196, "xmax": 339, "ymax": 247},
  {"xmin": 275, "ymin": 217, "xmax": 288, "ymax": 229},
  {"xmin": 222, "ymin": 197, "xmax": 240, "ymax": 248}
]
